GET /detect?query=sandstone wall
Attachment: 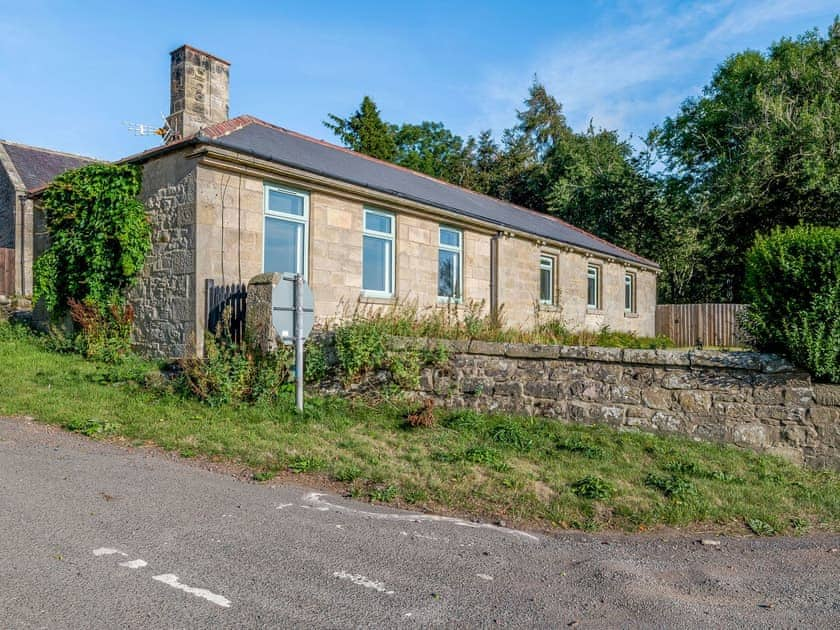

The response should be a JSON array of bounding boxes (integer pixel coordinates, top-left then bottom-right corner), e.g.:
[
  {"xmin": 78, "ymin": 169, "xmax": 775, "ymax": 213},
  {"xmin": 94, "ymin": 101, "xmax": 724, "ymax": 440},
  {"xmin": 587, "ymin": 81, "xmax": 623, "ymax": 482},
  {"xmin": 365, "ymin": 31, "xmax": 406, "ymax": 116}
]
[
  {"xmin": 193, "ymin": 163, "xmax": 656, "ymax": 337},
  {"xmin": 130, "ymin": 152, "xmax": 198, "ymax": 357},
  {"xmin": 390, "ymin": 339, "xmax": 840, "ymax": 470}
]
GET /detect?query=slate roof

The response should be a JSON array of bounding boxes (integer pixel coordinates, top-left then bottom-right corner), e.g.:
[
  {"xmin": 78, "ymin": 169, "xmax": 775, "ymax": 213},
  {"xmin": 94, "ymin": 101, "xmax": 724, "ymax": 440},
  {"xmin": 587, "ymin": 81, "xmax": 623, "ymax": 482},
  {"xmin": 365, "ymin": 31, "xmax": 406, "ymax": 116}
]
[
  {"xmin": 1, "ymin": 141, "xmax": 95, "ymax": 191},
  {"xmin": 128, "ymin": 115, "xmax": 658, "ymax": 268}
]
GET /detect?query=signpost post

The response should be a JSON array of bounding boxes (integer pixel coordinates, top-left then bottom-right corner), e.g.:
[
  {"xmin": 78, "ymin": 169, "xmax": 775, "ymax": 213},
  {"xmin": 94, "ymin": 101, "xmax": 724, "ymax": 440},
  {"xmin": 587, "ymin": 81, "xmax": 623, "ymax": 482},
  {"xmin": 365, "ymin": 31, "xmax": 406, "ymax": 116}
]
[{"xmin": 271, "ymin": 274, "xmax": 315, "ymax": 412}]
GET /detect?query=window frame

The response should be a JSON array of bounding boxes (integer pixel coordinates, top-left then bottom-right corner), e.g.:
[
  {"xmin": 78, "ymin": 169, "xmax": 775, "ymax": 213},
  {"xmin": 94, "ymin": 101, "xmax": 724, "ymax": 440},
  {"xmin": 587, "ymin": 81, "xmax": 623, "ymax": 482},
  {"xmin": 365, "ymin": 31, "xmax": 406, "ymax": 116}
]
[
  {"xmin": 539, "ymin": 254, "xmax": 555, "ymax": 305},
  {"xmin": 361, "ymin": 207, "xmax": 396, "ymax": 298},
  {"xmin": 263, "ymin": 183, "xmax": 310, "ymax": 279},
  {"xmin": 437, "ymin": 225, "xmax": 463, "ymax": 302},
  {"xmin": 624, "ymin": 271, "xmax": 636, "ymax": 313},
  {"xmin": 586, "ymin": 263, "xmax": 602, "ymax": 310}
]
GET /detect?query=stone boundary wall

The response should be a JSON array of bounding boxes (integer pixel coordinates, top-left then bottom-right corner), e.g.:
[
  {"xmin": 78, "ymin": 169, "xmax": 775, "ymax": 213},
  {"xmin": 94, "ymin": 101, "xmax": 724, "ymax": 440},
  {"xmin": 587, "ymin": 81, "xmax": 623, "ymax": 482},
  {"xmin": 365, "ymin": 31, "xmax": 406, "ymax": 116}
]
[{"xmin": 385, "ymin": 338, "xmax": 840, "ymax": 470}]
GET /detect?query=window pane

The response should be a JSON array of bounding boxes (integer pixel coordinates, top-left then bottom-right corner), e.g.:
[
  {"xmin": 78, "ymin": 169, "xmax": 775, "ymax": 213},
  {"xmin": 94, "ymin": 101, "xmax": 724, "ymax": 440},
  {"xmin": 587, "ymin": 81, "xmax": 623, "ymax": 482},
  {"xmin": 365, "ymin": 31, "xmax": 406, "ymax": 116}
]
[
  {"xmin": 540, "ymin": 268, "xmax": 552, "ymax": 303},
  {"xmin": 438, "ymin": 249, "xmax": 460, "ymax": 298},
  {"xmin": 363, "ymin": 235, "xmax": 390, "ymax": 293},
  {"xmin": 587, "ymin": 266, "xmax": 598, "ymax": 308},
  {"xmin": 365, "ymin": 212, "xmax": 392, "ymax": 234},
  {"xmin": 625, "ymin": 275, "xmax": 633, "ymax": 311},
  {"xmin": 264, "ymin": 217, "xmax": 301, "ymax": 274},
  {"xmin": 268, "ymin": 189, "xmax": 304, "ymax": 216},
  {"xmin": 440, "ymin": 228, "xmax": 460, "ymax": 248}
]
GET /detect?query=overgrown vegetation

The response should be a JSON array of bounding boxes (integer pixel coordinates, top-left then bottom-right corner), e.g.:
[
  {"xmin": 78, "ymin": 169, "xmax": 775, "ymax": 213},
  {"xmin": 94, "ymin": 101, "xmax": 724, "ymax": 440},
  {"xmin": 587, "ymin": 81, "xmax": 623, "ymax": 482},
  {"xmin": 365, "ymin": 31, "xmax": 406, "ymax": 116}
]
[
  {"xmin": 1, "ymin": 319, "xmax": 838, "ymax": 535},
  {"xmin": 33, "ymin": 163, "xmax": 151, "ymax": 361},
  {"xmin": 741, "ymin": 226, "xmax": 840, "ymax": 383}
]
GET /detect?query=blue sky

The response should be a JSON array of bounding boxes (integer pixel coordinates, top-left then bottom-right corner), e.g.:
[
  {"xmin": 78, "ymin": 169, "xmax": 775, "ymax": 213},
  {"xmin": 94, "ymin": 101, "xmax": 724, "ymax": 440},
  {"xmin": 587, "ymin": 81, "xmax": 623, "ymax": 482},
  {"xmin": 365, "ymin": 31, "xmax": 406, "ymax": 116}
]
[{"xmin": 0, "ymin": 1, "xmax": 836, "ymax": 160}]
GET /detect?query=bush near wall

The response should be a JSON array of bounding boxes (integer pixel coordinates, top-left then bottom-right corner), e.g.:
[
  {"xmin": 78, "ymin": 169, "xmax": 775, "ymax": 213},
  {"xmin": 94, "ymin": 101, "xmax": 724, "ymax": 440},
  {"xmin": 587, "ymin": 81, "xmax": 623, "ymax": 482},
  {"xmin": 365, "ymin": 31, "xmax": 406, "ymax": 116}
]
[{"xmin": 742, "ymin": 225, "xmax": 840, "ymax": 383}]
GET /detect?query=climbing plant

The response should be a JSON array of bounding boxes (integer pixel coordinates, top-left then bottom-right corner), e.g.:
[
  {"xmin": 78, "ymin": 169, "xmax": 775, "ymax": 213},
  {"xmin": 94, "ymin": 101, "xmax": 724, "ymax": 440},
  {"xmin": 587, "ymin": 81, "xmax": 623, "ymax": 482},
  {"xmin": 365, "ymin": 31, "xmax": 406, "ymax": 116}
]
[{"xmin": 33, "ymin": 163, "xmax": 151, "ymax": 316}]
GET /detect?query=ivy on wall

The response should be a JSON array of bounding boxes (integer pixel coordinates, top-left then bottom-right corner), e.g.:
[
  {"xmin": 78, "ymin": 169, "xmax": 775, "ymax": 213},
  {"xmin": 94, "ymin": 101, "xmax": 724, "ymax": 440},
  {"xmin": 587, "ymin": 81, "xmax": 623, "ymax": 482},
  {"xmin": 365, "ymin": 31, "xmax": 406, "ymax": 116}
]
[{"xmin": 33, "ymin": 163, "xmax": 151, "ymax": 315}]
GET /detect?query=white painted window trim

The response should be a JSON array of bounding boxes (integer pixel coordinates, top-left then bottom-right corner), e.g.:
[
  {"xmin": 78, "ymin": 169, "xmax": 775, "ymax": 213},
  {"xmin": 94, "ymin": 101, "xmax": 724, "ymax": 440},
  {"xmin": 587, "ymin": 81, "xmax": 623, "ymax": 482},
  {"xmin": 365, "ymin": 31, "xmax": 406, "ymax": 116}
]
[
  {"xmin": 263, "ymin": 183, "xmax": 310, "ymax": 279},
  {"xmin": 586, "ymin": 263, "xmax": 601, "ymax": 310},
  {"xmin": 362, "ymin": 207, "xmax": 396, "ymax": 298},
  {"xmin": 539, "ymin": 254, "xmax": 555, "ymax": 305},
  {"xmin": 624, "ymin": 271, "xmax": 636, "ymax": 313},
  {"xmin": 438, "ymin": 225, "xmax": 463, "ymax": 302}
]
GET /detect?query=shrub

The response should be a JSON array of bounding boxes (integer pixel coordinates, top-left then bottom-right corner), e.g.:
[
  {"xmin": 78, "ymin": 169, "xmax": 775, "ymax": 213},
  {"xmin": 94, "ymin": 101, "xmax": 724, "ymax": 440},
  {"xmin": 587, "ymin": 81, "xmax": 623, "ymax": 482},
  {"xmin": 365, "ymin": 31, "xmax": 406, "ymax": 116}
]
[
  {"xmin": 178, "ymin": 334, "xmax": 293, "ymax": 406},
  {"xmin": 68, "ymin": 298, "xmax": 134, "ymax": 363},
  {"xmin": 741, "ymin": 225, "xmax": 840, "ymax": 382},
  {"xmin": 571, "ymin": 475, "xmax": 614, "ymax": 500}
]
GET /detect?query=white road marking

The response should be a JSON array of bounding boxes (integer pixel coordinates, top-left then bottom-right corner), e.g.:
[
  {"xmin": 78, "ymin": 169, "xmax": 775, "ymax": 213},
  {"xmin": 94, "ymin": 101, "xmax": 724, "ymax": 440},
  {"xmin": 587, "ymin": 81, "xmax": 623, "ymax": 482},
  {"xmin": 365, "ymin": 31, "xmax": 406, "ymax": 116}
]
[
  {"xmin": 333, "ymin": 571, "xmax": 394, "ymax": 595},
  {"xmin": 275, "ymin": 503, "xmax": 293, "ymax": 510},
  {"xmin": 302, "ymin": 493, "xmax": 539, "ymax": 542},
  {"xmin": 152, "ymin": 573, "xmax": 231, "ymax": 608},
  {"xmin": 92, "ymin": 548, "xmax": 128, "ymax": 557},
  {"xmin": 119, "ymin": 559, "xmax": 148, "ymax": 569},
  {"xmin": 476, "ymin": 573, "xmax": 494, "ymax": 581}
]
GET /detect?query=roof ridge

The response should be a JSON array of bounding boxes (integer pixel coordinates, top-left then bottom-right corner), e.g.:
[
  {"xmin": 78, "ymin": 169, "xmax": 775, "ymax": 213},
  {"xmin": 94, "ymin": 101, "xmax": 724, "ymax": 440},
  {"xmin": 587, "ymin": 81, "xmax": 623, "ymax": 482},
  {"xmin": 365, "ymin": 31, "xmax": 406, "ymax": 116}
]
[{"xmin": 0, "ymin": 139, "xmax": 98, "ymax": 162}]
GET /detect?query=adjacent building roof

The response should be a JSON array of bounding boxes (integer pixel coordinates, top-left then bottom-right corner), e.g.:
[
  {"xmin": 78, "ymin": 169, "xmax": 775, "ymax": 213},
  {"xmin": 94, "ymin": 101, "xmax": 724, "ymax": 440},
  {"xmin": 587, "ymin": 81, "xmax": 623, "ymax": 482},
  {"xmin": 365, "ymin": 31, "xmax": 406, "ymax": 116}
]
[{"xmin": 0, "ymin": 141, "xmax": 95, "ymax": 191}]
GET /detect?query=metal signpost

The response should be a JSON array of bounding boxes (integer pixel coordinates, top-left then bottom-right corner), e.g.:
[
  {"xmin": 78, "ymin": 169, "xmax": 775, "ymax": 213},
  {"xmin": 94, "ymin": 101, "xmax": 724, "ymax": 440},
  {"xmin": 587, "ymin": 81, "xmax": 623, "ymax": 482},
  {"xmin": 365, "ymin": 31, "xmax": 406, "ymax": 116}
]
[{"xmin": 271, "ymin": 274, "xmax": 315, "ymax": 412}]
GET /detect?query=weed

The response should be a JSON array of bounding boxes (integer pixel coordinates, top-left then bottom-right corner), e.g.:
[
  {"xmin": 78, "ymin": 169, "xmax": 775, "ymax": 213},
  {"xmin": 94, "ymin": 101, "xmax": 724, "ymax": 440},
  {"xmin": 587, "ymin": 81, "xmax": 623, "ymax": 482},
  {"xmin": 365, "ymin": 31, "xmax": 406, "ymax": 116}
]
[
  {"xmin": 747, "ymin": 518, "xmax": 778, "ymax": 536},
  {"xmin": 557, "ymin": 438, "xmax": 604, "ymax": 459},
  {"xmin": 442, "ymin": 409, "xmax": 485, "ymax": 432},
  {"xmin": 332, "ymin": 464, "xmax": 363, "ymax": 483},
  {"xmin": 645, "ymin": 473, "xmax": 697, "ymax": 501},
  {"xmin": 406, "ymin": 399, "xmax": 437, "ymax": 428},
  {"xmin": 571, "ymin": 475, "xmax": 615, "ymax": 500},
  {"xmin": 64, "ymin": 417, "xmax": 117, "ymax": 437},
  {"xmin": 253, "ymin": 471, "xmax": 276, "ymax": 482},
  {"xmin": 368, "ymin": 485, "xmax": 398, "ymax": 502},
  {"xmin": 288, "ymin": 456, "xmax": 325, "ymax": 474},
  {"xmin": 487, "ymin": 419, "xmax": 534, "ymax": 451}
]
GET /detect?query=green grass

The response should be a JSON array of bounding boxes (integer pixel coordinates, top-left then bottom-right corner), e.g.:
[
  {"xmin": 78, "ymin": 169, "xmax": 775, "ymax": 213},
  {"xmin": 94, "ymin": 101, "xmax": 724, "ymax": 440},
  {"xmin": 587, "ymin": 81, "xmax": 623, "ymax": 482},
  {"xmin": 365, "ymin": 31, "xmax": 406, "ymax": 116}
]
[{"xmin": 1, "ymin": 321, "xmax": 838, "ymax": 535}]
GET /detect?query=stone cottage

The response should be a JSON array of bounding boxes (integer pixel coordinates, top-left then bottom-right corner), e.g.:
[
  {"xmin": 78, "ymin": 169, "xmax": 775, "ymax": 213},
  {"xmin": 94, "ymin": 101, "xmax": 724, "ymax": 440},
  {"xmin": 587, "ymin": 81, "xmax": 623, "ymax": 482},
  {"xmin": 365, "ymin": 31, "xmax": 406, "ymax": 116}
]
[
  {"xmin": 0, "ymin": 141, "xmax": 93, "ymax": 298},
  {"xmin": 27, "ymin": 45, "xmax": 659, "ymax": 358}
]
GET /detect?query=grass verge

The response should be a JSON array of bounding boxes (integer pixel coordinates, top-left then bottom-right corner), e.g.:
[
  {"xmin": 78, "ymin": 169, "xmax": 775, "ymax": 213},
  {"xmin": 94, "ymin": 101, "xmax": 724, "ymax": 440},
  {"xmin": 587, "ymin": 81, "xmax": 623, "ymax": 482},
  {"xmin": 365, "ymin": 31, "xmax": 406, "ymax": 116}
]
[{"xmin": 0, "ymin": 321, "xmax": 837, "ymax": 535}]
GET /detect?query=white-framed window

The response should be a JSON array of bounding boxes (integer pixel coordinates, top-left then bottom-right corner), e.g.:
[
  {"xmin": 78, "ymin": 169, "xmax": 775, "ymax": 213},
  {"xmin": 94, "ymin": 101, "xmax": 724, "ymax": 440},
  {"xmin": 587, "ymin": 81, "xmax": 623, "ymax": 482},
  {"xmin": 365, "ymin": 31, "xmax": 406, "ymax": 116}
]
[
  {"xmin": 587, "ymin": 263, "xmax": 601, "ymax": 310},
  {"xmin": 438, "ymin": 226, "xmax": 462, "ymax": 300},
  {"xmin": 540, "ymin": 255, "xmax": 555, "ymax": 305},
  {"xmin": 362, "ymin": 208, "xmax": 395, "ymax": 297},
  {"xmin": 624, "ymin": 271, "xmax": 636, "ymax": 313},
  {"xmin": 263, "ymin": 184, "xmax": 309, "ymax": 278}
]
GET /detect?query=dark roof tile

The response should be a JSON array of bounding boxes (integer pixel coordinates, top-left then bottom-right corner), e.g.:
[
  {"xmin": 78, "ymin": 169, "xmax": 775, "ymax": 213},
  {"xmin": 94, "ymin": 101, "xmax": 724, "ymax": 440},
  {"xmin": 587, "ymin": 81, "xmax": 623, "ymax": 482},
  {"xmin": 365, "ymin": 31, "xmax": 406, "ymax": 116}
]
[{"xmin": 1, "ymin": 142, "xmax": 95, "ymax": 191}]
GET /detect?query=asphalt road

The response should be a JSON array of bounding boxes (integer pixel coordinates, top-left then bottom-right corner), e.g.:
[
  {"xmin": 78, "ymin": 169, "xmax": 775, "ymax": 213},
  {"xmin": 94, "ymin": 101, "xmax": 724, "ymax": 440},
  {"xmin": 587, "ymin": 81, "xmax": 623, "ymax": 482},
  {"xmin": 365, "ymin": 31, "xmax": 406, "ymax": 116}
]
[{"xmin": 1, "ymin": 417, "xmax": 838, "ymax": 629}]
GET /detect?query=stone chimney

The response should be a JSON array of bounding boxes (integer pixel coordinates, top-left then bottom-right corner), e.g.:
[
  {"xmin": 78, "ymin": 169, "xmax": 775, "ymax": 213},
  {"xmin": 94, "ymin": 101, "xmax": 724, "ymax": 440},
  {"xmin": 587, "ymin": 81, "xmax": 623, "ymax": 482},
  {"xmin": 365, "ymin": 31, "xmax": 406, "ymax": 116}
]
[{"xmin": 166, "ymin": 45, "xmax": 230, "ymax": 142}]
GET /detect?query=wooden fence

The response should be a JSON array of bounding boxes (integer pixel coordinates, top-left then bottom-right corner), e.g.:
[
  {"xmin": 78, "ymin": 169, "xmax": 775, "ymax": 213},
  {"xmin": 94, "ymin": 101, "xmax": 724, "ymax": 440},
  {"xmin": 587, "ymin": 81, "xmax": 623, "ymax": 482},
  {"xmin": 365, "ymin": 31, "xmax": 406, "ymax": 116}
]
[
  {"xmin": 655, "ymin": 303, "xmax": 747, "ymax": 348},
  {"xmin": 205, "ymin": 279, "xmax": 247, "ymax": 343},
  {"xmin": 0, "ymin": 248, "xmax": 13, "ymax": 296}
]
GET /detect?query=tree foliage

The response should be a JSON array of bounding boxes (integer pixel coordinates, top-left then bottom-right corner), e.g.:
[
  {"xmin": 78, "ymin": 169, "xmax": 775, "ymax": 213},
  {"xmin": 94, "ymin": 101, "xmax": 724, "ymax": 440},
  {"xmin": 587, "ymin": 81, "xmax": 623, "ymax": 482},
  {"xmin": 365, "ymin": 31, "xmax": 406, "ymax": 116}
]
[
  {"xmin": 33, "ymin": 163, "xmax": 151, "ymax": 316},
  {"xmin": 655, "ymin": 19, "xmax": 840, "ymax": 300}
]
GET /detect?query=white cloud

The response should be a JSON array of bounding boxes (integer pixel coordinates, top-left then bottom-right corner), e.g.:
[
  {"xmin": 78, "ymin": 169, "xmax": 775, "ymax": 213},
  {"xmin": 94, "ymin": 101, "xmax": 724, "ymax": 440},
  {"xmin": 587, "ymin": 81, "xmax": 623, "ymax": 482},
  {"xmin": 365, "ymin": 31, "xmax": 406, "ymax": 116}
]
[{"xmin": 473, "ymin": 0, "xmax": 837, "ymax": 139}]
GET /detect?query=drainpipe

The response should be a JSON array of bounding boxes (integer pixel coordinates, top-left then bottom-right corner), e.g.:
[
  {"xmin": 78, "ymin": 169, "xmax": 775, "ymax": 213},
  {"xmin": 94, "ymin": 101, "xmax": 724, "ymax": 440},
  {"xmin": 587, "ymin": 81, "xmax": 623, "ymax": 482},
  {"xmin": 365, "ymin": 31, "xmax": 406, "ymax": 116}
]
[
  {"xmin": 490, "ymin": 232, "xmax": 501, "ymax": 325},
  {"xmin": 17, "ymin": 193, "xmax": 26, "ymax": 296}
]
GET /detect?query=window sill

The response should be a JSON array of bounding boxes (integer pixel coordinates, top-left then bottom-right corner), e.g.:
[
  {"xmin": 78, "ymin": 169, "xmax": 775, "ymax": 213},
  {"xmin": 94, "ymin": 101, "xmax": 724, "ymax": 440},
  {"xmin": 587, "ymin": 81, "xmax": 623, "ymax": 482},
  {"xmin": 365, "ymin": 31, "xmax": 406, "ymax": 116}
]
[
  {"xmin": 586, "ymin": 308, "xmax": 604, "ymax": 315},
  {"xmin": 359, "ymin": 294, "xmax": 396, "ymax": 305},
  {"xmin": 437, "ymin": 297, "xmax": 463, "ymax": 306},
  {"xmin": 539, "ymin": 303, "xmax": 562, "ymax": 312},
  {"xmin": 624, "ymin": 312, "xmax": 639, "ymax": 319}
]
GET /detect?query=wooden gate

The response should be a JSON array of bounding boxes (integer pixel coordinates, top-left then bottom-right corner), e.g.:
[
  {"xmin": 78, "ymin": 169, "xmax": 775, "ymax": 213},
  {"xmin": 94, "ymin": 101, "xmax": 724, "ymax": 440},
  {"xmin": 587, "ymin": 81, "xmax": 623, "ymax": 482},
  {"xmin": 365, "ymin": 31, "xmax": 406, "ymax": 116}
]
[
  {"xmin": 205, "ymin": 279, "xmax": 247, "ymax": 343},
  {"xmin": 0, "ymin": 248, "xmax": 13, "ymax": 296},
  {"xmin": 656, "ymin": 303, "xmax": 747, "ymax": 348}
]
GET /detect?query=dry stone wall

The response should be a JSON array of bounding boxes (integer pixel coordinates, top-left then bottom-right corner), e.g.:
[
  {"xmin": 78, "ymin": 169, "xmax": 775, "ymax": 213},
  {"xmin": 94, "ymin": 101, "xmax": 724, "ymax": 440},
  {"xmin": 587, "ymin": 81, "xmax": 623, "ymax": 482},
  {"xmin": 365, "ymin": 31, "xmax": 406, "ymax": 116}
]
[{"xmin": 384, "ymin": 339, "xmax": 840, "ymax": 470}]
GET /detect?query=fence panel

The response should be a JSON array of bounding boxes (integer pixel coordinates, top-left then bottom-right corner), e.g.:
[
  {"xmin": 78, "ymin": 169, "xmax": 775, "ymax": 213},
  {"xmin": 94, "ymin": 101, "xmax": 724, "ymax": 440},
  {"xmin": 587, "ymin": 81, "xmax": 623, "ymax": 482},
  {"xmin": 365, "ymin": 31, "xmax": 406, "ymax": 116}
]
[
  {"xmin": 656, "ymin": 303, "xmax": 747, "ymax": 348},
  {"xmin": 205, "ymin": 279, "xmax": 247, "ymax": 343},
  {"xmin": 0, "ymin": 248, "xmax": 13, "ymax": 296}
]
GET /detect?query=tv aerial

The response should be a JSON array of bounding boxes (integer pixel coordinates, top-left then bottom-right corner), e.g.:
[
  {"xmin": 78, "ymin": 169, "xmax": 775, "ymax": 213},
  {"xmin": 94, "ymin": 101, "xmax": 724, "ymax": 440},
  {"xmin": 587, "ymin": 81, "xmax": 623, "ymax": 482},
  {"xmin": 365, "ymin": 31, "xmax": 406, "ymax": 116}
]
[{"xmin": 123, "ymin": 114, "xmax": 175, "ymax": 143}]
